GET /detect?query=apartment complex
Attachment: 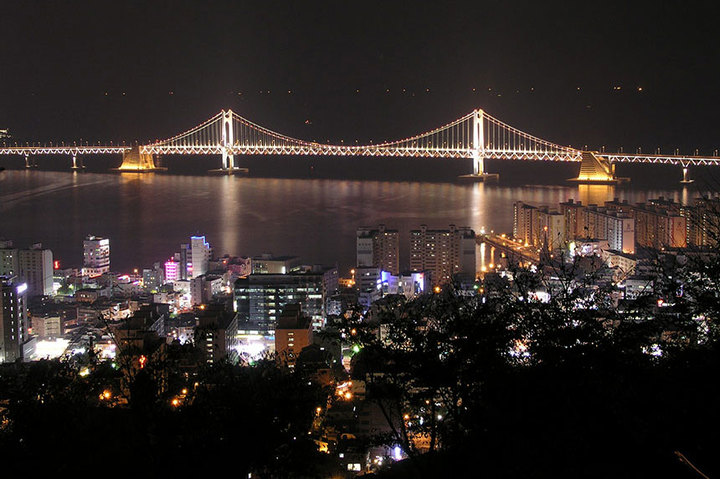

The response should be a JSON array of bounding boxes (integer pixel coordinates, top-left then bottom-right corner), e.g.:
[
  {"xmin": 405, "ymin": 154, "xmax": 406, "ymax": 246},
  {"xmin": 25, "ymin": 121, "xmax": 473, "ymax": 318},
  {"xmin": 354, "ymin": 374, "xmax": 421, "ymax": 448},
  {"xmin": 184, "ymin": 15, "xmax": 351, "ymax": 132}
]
[
  {"xmin": 356, "ymin": 225, "xmax": 400, "ymax": 275},
  {"xmin": 409, "ymin": 224, "xmax": 476, "ymax": 286}
]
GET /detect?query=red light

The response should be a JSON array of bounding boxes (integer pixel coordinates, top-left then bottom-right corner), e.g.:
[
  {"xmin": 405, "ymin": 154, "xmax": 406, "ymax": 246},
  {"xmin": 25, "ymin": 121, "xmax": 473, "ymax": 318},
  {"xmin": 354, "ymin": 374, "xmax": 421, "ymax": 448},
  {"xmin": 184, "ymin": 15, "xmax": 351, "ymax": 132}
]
[{"xmin": 54, "ymin": 260, "xmax": 60, "ymax": 269}]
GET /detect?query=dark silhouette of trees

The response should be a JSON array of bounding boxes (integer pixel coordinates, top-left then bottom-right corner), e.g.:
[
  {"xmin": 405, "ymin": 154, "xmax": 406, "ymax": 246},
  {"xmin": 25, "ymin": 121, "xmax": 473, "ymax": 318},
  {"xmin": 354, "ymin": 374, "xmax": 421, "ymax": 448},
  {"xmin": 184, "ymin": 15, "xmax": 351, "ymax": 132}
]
[{"xmin": 339, "ymin": 253, "xmax": 720, "ymax": 477}]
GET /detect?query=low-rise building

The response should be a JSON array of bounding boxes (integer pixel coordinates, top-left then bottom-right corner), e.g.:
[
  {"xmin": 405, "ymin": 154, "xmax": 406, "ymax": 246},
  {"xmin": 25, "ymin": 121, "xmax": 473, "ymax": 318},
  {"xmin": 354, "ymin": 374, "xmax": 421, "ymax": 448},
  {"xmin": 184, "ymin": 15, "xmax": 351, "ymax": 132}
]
[{"xmin": 274, "ymin": 304, "xmax": 313, "ymax": 369}]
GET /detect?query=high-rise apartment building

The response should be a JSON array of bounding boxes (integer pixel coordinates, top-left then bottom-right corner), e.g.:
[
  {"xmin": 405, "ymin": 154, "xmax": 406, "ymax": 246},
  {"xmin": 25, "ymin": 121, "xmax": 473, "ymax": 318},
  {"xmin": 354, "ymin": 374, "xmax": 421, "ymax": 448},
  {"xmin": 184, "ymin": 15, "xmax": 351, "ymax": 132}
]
[
  {"xmin": 513, "ymin": 202, "xmax": 537, "ymax": 246},
  {"xmin": 18, "ymin": 244, "xmax": 53, "ymax": 296},
  {"xmin": 579, "ymin": 206, "xmax": 635, "ymax": 253},
  {"xmin": 634, "ymin": 203, "xmax": 687, "ymax": 249},
  {"xmin": 409, "ymin": 224, "xmax": 476, "ymax": 286},
  {"xmin": 82, "ymin": 235, "xmax": 110, "ymax": 277},
  {"xmin": 356, "ymin": 225, "xmax": 400, "ymax": 275},
  {"xmin": 686, "ymin": 197, "xmax": 720, "ymax": 247},
  {"xmin": 559, "ymin": 199, "xmax": 586, "ymax": 240},
  {"xmin": 190, "ymin": 236, "xmax": 211, "ymax": 278},
  {"xmin": 518, "ymin": 201, "xmax": 635, "ymax": 254},
  {"xmin": 534, "ymin": 207, "xmax": 566, "ymax": 251},
  {"xmin": 1, "ymin": 276, "xmax": 29, "ymax": 363}
]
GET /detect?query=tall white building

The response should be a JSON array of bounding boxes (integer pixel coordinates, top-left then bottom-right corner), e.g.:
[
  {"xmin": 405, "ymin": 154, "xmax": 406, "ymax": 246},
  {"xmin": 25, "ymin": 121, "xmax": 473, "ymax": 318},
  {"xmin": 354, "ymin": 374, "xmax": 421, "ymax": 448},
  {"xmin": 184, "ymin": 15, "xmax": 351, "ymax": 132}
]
[
  {"xmin": 190, "ymin": 236, "xmax": 211, "ymax": 278},
  {"xmin": 82, "ymin": 235, "xmax": 110, "ymax": 277}
]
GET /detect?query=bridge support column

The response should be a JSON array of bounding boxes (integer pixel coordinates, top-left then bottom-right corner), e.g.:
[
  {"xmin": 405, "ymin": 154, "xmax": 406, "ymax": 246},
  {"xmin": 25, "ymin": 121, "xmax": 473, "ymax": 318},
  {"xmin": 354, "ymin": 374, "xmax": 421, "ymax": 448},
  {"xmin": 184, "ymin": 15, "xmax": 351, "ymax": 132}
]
[
  {"xmin": 71, "ymin": 154, "xmax": 85, "ymax": 170},
  {"xmin": 568, "ymin": 151, "xmax": 628, "ymax": 184},
  {"xmin": 458, "ymin": 109, "xmax": 498, "ymax": 182},
  {"xmin": 473, "ymin": 152, "xmax": 484, "ymax": 176},
  {"xmin": 680, "ymin": 165, "xmax": 694, "ymax": 184},
  {"xmin": 221, "ymin": 148, "xmax": 234, "ymax": 171},
  {"xmin": 115, "ymin": 146, "xmax": 162, "ymax": 172},
  {"xmin": 221, "ymin": 109, "xmax": 234, "ymax": 173},
  {"xmin": 24, "ymin": 154, "xmax": 30, "ymax": 168}
]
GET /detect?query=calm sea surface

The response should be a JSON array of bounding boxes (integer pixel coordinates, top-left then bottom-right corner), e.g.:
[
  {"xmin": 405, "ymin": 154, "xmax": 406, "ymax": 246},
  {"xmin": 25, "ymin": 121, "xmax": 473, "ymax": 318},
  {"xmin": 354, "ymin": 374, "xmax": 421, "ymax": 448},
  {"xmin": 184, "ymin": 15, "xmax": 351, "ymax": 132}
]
[{"xmin": 0, "ymin": 161, "xmax": 713, "ymax": 274}]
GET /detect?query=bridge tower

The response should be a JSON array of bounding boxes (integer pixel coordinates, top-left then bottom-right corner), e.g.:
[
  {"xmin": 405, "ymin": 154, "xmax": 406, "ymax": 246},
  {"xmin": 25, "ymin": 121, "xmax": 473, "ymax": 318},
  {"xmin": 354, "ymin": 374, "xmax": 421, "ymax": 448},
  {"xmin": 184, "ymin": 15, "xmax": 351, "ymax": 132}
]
[
  {"xmin": 221, "ymin": 109, "xmax": 234, "ymax": 171},
  {"xmin": 459, "ymin": 109, "xmax": 498, "ymax": 182},
  {"xmin": 473, "ymin": 109, "xmax": 484, "ymax": 176}
]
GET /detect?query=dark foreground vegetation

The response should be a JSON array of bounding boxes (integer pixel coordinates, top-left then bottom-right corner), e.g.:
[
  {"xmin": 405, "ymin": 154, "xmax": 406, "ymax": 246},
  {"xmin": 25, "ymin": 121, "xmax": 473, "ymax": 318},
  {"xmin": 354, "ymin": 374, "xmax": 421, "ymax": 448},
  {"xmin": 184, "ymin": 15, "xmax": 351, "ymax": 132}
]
[{"xmin": 2, "ymin": 250, "xmax": 719, "ymax": 478}]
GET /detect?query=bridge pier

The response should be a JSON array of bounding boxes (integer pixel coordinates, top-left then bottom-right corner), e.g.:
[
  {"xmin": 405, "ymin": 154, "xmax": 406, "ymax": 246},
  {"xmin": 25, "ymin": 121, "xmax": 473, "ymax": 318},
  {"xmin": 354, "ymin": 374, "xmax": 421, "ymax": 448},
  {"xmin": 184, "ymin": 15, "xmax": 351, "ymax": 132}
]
[
  {"xmin": 24, "ymin": 154, "xmax": 30, "ymax": 168},
  {"xmin": 568, "ymin": 151, "xmax": 629, "ymax": 184},
  {"xmin": 115, "ymin": 146, "xmax": 165, "ymax": 172},
  {"xmin": 680, "ymin": 165, "xmax": 694, "ymax": 184},
  {"xmin": 71, "ymin": 154, "xmax": 85, "ymax": 170},
  {"xmin": 458, "ymin": 154, "xmax": 499, "ymax": 182}
]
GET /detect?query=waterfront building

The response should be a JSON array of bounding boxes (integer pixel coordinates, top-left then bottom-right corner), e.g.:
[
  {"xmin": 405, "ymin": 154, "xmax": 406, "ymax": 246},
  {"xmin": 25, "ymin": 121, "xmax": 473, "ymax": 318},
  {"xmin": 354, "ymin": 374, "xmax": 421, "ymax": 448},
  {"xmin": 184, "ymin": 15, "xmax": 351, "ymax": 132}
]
[
  {"xmin": 534, "ymin": 207, "xmax": 566, "ymax": 251},
  {"xmin": 558, "ymin": 199, "xmax": 586, "ymax": 240},
  {"xmin": 513, "ymin": 202, "xmax": 537, "ymax": 246},
  {"xmin": 82, "ymin": 235, "xmax": 110, "ymax": 277},
  {"xmin": 409, "ymin": 224, "xmax": 476, "ymax": 286},
  {"xmin": 356, "ymin": 225, "xmax": 400, "ymax": 275},
  {"xmin": 634, "ymin": 203, "xmax": 687, "ymax": 249},
  {"xmin": 686, "ymin": 197, "xmax": 720, "ymax": 247}
]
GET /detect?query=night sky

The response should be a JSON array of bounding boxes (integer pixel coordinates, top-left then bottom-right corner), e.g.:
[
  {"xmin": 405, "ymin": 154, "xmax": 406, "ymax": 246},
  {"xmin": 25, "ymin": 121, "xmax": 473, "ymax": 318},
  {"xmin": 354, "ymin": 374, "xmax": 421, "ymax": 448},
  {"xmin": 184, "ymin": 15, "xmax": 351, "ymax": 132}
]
[{"xmin": 2, "ymin": 1, "xmax": 719, "ymax": 155}]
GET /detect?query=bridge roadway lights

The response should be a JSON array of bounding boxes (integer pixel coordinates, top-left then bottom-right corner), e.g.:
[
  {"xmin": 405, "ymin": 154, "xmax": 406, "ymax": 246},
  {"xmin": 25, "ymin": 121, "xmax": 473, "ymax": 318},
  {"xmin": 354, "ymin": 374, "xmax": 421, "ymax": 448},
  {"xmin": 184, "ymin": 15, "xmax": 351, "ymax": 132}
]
[{"xmin": 457, "ymin": 173, "xmax": 499, "ymax": 183}]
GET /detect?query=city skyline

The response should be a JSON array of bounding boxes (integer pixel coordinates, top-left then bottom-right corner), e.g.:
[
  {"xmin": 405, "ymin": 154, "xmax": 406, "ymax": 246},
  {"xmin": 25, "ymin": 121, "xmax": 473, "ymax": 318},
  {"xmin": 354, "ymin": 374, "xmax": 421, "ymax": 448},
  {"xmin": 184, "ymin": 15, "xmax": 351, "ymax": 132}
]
[{"xmin": 2, "ymin": 3, "xmax": 720, "ymax": 476}]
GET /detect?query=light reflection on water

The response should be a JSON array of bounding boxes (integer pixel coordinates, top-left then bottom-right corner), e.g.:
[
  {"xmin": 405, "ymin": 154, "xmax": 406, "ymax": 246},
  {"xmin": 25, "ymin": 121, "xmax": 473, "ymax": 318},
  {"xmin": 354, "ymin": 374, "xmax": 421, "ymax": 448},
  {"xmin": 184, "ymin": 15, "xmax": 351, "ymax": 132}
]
[{"xmin": 0, "ymin": 170, "xmax": 700, "ymax": 273}]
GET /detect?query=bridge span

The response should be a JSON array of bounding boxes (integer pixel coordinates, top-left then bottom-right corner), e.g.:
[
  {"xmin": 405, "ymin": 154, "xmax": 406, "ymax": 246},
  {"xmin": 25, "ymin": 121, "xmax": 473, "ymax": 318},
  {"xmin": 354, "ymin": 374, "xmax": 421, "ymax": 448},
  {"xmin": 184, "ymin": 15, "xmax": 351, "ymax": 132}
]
[{"xmin": 2, "ymin": 108, "xmax": 719, "ymax": 183}]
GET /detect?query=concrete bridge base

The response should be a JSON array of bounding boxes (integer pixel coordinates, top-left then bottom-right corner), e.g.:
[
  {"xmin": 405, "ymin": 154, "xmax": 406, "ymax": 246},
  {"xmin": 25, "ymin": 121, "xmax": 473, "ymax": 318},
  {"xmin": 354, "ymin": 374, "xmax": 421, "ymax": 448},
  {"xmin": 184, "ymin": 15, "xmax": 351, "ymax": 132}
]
[
  {"xmin": 458, "ymin": 173, "xmax": 499, "ymax": 183},
  {"xmin": 568, "ymin": 151, "xmax": 629, "ymax": 184},
  {"xmin": 114, "ymin": 146, "xmax": 166, "ymax": 172},
  {"xmin": 208, "ymin": 167, "xmax": 249, "ymax": 176}
]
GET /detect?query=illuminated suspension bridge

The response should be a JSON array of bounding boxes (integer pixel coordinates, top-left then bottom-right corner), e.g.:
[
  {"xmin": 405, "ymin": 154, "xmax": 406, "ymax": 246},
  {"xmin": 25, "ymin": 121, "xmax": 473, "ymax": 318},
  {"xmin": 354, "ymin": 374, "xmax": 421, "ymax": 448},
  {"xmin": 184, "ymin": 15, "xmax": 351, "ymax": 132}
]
[{"xmin": 1, "ymin": 108, "xmax": 719, "ymax": 183}]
